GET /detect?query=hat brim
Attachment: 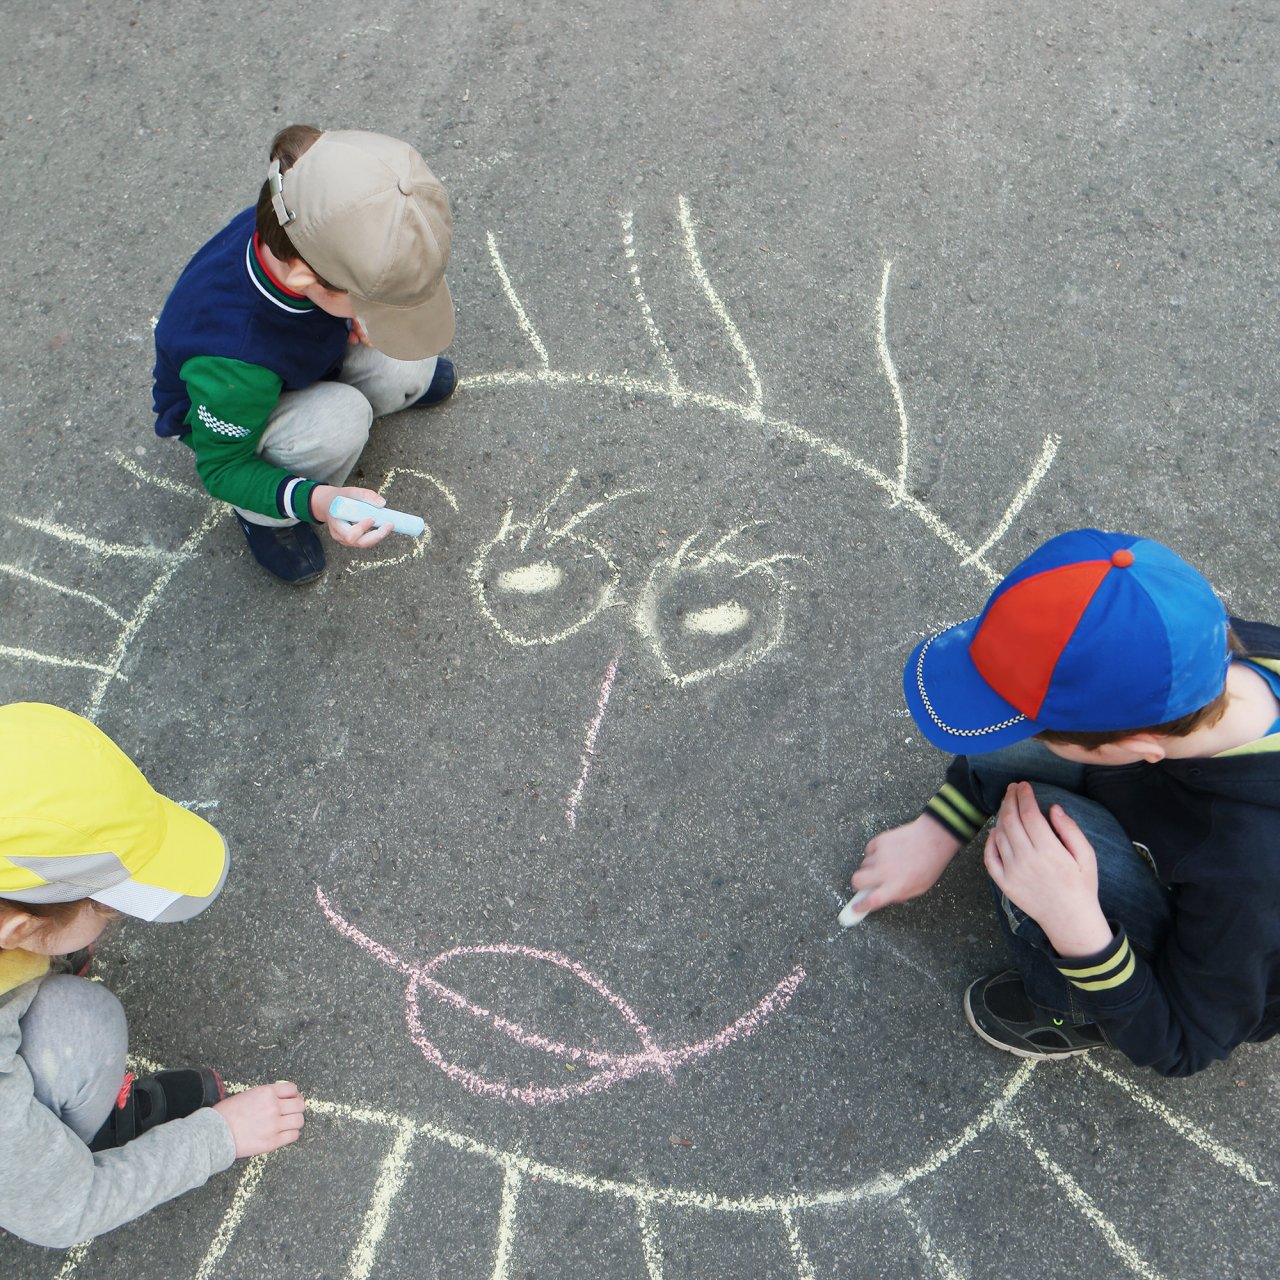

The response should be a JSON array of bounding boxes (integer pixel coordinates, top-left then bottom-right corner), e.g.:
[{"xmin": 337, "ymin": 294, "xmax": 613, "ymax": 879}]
[
  {"xmin": 355, "ymin": 278, "xmax": 455, "ymax": 362},
  {"xmin": 91, "ymin": 799, "xmax": 230, "ymax": 923},
  {"xmin": 903, "ymin": 620, "xmax": 1039, "ymax": 754}
]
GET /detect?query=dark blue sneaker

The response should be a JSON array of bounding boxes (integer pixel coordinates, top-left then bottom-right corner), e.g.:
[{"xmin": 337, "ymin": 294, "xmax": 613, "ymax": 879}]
[
  {"xmin": 964, "ymin": 970, "xmax": 1107, "ymax": 1060},
  {"xmin": 412, "ymin": 356, "xmax": 456, "ymax": 408},
  {"xmin": 236, "ymin": 515, "xmax": 326, "ymax": 585}
]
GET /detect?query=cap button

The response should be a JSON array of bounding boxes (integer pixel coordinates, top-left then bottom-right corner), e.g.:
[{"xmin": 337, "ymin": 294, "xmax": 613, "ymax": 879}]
[
  {"xmin": 1111, "ymin": 549, "xmax": 1135, "ymax": 568},
  {"xmin": 398, "ymin": 178, "xmax": 414, "ymax": 195}
]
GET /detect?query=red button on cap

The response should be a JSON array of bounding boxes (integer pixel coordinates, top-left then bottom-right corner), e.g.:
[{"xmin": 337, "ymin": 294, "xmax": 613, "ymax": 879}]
[{"xmin": 1111, "ymin": 549, "xmax": 1135, "ymax": 568}]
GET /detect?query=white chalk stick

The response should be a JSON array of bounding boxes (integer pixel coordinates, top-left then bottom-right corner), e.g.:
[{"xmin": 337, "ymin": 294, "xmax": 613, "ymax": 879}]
[{"xmin": 838, "ymin": 889, "xmax": 873, "ymax": 928}]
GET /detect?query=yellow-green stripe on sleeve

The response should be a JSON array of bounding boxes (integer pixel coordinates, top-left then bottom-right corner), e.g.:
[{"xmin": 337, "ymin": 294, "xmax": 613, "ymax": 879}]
[
  {"xmin": 1059, "ymin": 938, "xmax": 1135, "ymax": 992},
  {"xmin": 925, "ymin": 784, "xmax": 987, "ymax": 841}
]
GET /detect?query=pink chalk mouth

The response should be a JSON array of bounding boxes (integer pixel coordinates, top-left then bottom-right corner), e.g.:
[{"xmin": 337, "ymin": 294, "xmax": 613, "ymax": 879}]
[{"xmin": 317, "ymin": 886, "xmax": 806, "ymax": 1107}]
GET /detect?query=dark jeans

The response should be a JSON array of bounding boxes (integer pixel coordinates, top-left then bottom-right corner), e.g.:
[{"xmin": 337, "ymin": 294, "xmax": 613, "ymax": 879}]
[{"xmin": 964, "ymin": 742, "xmax": 1173, "ymax": 1023}]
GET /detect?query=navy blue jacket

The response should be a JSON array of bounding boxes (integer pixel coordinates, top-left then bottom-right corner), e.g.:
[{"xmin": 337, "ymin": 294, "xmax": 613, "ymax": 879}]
[{"xmin": 152, "ymin": 207, "xmax": 349, "ymax": 439}]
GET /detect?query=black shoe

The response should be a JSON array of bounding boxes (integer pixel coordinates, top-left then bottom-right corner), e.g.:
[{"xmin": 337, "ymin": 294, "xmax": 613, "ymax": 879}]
[
  {"xmin": 412, "ymin": 356, "xmax": 456, "ymax": 408},
  {"xmin": 89, "ymin": 1068, "xmax": 224, "ymax": 1151},
  {"xmin": 964, "ymin": 970, "xmax": 1107, "ymax": 1060},
  {"xmin": 54, "ymin": 943, "xmax": 94, "ymax": 978},
  {"xmin": 237, "ymin": 516, "xmax": 326, "ymax": 585}
]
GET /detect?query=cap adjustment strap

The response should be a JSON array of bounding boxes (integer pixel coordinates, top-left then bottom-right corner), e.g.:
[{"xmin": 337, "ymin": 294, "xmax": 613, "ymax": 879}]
[{"xmin": 267, "ymin": 159, "xmax": 296, "ymax": 227}]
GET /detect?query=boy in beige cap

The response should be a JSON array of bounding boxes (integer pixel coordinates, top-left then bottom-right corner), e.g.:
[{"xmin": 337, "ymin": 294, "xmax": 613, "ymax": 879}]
[{"xmin": 152, "ymin": 125, "xmax": 458, "ymax": 584}]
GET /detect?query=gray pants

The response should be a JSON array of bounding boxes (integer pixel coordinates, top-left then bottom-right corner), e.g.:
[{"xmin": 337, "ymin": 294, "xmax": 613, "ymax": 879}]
[
  {"xmin": 19, "ymin": 975, "xmax": 128, "ymax": 1144},
  {"xmin": 238, "ymin": 345, "xmax": 439, "ymax": 528}
]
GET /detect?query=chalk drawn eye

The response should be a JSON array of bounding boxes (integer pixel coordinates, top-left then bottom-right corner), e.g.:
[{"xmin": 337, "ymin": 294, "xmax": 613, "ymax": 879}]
[
  {"xmin": 633, "ymin": 526, "xmax": 804, "ymax": 686},
  {"xmin": 682, "ymin": 600, "xmax": 752, "ymax": 636},
  {"xmin": 495, "ymin": 562, "xmax": 564, "ymax": 595},
  {"xmin": 470, "ymin": 471, "xmax": 642, "ymax": 648}
]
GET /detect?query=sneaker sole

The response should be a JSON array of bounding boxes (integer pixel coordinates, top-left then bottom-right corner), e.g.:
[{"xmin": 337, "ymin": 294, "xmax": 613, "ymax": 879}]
[{"xmin": 963, "ymin": 982, "xmax": 1098, "ymax": 1061}]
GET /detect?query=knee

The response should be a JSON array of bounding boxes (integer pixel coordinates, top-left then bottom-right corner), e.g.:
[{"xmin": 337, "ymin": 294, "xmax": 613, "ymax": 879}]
[
  {"xmin": 362, "ymin": 359, "xmax": 435, "ymax": 418},
  {"xmin": 262, "ymin": 381, "xmax": 374, "ymax": 482},
  {"xmin": 967, "ymin": 743, "xmax": 1075, "ymax": 805},
  {"xmin": 371, "ymin": 377, "xmax": 430, "ymax": 418},
  {"xmin": 31, "ymin": 975, "xmax": 128, "ymax": 1054},
  {"xmin": 21, "ymin": 976, "xmax": 128, "ymax": 1121},
  {"xmin": 320, "ymin": 382, "xmax": 375, "ymax": 452}
]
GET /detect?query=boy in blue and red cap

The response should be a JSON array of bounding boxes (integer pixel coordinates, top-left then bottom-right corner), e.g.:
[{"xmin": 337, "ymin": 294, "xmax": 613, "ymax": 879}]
[{"xmin": 852, "ymin": 529, "xmax": 1280, "ymax": 1077}]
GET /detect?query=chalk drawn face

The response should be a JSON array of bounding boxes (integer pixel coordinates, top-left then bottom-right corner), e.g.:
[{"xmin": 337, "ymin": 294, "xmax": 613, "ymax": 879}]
[
  {"xmin": 1, "ymin": 196, "xmax": 1071, "ymax": 1208},
  {"xmin": 9, "ymin": 199, "xmax": 1275, "ymax": 1280}
]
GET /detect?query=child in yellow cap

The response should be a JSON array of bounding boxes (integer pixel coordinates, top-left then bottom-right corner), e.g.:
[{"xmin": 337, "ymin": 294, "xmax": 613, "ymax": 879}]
[{"xmin": 0, "ymin": 703, "xmax": 304, "ymax": 1248}]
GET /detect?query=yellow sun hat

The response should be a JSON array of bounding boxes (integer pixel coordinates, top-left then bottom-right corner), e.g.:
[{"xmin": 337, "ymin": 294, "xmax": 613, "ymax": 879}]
[{"xmin": 0, "ymin": 703, "xmax": 229, "ymax": 922}]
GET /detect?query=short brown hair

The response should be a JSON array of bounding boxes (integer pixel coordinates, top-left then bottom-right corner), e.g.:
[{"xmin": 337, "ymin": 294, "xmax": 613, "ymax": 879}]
[
  {"xmin": 1036, "ymin": 628, "xmax": 1245, "ymax": 749},
  {"xmin": 255, "ymin": 124, "xmax": 324, "ymax": 265}
]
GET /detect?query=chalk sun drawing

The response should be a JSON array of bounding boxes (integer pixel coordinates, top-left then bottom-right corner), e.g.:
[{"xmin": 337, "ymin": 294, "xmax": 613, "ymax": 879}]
[
  {"xmin": 7, "ymin": 198, "xmax": 1274, "ymax": 1280},
  {"xmin": 317, "ymin": 887, "xmax": 806, "ymax": 1106},
  {"xmin": 53, "ymin": 1050, "xmax": 1273, "ymax": 1280}
]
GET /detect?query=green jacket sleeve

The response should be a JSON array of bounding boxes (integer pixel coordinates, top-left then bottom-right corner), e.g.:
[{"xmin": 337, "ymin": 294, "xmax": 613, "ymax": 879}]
[{"xmin": 180, "ymin": 356, "xmax": 319, "ymax": 521}]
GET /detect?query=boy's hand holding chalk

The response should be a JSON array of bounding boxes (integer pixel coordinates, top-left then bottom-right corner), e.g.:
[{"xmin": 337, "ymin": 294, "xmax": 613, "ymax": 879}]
[
  {"xmin": 309, "ymin": 484, "xmax": 397, "ymax": 550},
  {"xmin": 843, "ymin": 814, "xmax": 967, "ymax": 930},
  {"xmin": 328, "ymin": 495, "xmax": 426, "ymax": 538}
]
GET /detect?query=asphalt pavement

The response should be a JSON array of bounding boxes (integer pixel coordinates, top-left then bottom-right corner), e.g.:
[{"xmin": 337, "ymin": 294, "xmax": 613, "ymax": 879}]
[{"xmin": 1, "ymin": 2, "xmax": 1278, "ymax": 1277}]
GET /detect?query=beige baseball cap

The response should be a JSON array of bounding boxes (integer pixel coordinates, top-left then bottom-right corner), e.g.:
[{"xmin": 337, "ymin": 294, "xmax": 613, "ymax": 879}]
[{"xmin": 269, "ymin": 130, "xmax": 455, "ymax": 361}]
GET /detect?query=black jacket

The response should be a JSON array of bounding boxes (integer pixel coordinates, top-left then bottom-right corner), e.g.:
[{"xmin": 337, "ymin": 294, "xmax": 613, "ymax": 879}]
[{"xmin": 936, "ymin": 617, "xmax": 1280, "ymax": 1077}]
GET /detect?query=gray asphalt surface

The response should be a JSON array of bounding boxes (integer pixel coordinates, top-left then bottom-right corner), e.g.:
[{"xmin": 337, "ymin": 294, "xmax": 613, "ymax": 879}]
[{"xmin": 2, "ymin": 2, "xmax": 1279, "ymax": 1278}]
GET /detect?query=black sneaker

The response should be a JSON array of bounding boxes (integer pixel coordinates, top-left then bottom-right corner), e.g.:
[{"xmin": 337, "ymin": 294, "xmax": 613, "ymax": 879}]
[
  {"xmin": 236, "ymin": 515, "xmax": 326, "ymax": 585},
  {"xmin": 54, "ymin": 943, "xmax": 94, "ymax": 977},
  {"xmin": 412, "ymin": 356, "xmax": 456, "ymax": 408},
  {"xmin": 964, "ymin": 970, "xmax": 1107, "ymax": 1060},
  {"xmin": 89, "ymin": 1067, "xmax": 225, "ymax": 1151}
]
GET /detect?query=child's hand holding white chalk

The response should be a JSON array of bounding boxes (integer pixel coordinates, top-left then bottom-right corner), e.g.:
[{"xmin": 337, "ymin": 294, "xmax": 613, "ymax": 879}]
[{"xmin": 847, "ymin": 815, "xmax": 966, "ymax": 925}]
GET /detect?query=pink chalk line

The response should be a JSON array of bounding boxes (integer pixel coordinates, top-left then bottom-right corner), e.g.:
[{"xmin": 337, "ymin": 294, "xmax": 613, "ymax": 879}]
[
  {"xmin": 565, "ymin": 651, "xmax": 622, "ymax": 830},
  {"xmin": 317, "ymin": 886, "xmax": 806, "ymax": 1107}
]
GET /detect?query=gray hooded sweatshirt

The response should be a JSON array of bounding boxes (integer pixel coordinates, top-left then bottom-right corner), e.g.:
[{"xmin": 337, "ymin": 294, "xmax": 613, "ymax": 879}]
[{"xmin": 0, "ymin": 976, "xmax": 236, "ymax": 1249}]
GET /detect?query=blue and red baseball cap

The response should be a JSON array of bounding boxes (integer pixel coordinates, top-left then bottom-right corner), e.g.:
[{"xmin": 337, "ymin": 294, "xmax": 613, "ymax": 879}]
[{"xmin": 904, "ymin": 529, "xmax": 1231, "ymax": 752}]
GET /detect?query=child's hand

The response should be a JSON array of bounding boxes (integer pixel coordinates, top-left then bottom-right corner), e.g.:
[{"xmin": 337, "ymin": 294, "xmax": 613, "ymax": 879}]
[
  {"xmin": 310, "ymin": 484, "xmax": 395, "ymax": 549},
  {"xmin": 348, "ymin": 317, "xmax": 372, "ymax": 347},
  {"xmin": 983, "ymin": 782, "xmax": 1113, "ymax": 956},
  {"xmin": 213, "ymin": 1081, "xmax": 305, "ymax": 1158},
  {"xmin": 851, "ymin": 814, "xmax": 963, "ymax": 914}
]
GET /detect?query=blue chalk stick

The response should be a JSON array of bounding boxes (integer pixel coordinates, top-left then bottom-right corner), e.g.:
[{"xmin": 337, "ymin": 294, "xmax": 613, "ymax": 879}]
[{"xmin": 328, "ymin": 496, "xmax": 425, "ymax": 538}]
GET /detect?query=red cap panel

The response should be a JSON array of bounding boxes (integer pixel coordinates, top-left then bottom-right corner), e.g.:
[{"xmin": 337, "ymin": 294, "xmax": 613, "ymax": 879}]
[{"xmin": 969, "ymin": 560, "xmax": 1111, "ymax": 718}]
